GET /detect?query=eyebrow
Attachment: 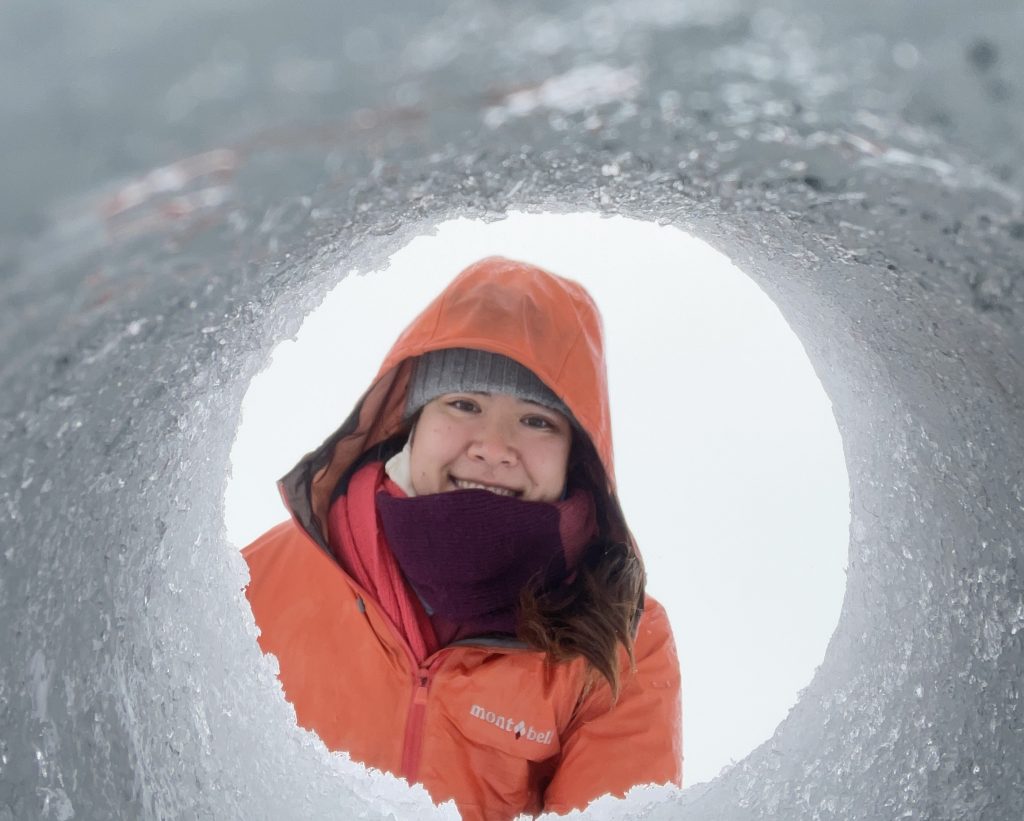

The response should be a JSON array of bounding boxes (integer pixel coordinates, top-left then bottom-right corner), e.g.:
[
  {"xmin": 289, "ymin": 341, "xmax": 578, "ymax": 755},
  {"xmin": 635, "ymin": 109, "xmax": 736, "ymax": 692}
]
[{"xmin": 452, "ymin": 391, "xmax": 556, "ymax": 412}]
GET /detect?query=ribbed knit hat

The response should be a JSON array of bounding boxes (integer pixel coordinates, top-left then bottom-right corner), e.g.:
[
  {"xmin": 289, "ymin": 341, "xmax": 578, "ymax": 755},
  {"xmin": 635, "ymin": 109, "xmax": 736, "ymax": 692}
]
[{"xmin": 404, "ymin": 348, "xmax": 572, "ymax": 422}]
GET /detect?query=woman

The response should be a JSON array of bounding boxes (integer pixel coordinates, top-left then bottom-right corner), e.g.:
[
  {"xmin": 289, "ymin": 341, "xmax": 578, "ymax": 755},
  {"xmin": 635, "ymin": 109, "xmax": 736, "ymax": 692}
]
[{"xmin": 243, "ymin": 256, "xmax": 683, "ymax": 819}]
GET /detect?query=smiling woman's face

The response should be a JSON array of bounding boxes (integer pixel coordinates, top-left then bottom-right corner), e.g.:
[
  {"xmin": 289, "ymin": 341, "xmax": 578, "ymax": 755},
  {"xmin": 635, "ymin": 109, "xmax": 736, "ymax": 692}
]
[{"xmin": 409, "ymin": 392, "xmax": 572, "ymax": 503}]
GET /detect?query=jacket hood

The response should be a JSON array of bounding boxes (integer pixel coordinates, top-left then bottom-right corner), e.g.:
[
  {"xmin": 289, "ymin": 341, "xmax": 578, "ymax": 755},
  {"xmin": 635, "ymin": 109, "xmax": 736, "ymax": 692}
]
[{"xmin": 280, "ymin": 255, "xmax": 618, "ymax": 549}]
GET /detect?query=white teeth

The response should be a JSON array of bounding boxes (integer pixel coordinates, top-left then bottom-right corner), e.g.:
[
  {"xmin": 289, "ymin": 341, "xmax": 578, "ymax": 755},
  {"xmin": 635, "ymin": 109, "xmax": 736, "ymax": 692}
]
[{"xmin": 453, "ymin": 479, "xmax": 517, "ymax": 497}]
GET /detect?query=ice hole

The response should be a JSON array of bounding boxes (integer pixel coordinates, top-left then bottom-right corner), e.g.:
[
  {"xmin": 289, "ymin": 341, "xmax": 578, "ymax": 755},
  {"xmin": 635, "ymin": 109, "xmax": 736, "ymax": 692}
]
[{"xmin": 225, "ymin": 210, "xmax": 850, "ymax": 792}]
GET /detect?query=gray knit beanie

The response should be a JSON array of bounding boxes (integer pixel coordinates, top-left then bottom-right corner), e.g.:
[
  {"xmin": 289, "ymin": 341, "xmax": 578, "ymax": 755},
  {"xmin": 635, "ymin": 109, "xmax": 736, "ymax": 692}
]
[{"xmin": 404, "ymin": 348, "xmax": 573, "ymax": 422}]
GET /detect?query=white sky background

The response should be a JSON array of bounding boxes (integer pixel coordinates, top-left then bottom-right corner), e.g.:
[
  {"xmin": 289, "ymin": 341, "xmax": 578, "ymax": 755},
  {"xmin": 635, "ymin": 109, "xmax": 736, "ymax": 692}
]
[{"xmin": 225, "ymin": 211, "xmax": 850, "ymax": 790}]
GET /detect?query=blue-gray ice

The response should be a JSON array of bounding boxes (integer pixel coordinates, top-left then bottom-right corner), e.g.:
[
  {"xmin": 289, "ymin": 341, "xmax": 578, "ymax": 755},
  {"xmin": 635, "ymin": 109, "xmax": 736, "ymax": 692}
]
[{"xmin": 1, "ymin": 1, "xmax": 1023, "ymax": 819}]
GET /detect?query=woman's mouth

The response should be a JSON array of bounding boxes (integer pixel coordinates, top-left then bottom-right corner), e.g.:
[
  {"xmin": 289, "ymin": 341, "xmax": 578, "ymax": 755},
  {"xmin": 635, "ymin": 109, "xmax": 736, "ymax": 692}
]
[{"xmin": 451, "ymin": 478, "xmax": 521, "ymax": 497}]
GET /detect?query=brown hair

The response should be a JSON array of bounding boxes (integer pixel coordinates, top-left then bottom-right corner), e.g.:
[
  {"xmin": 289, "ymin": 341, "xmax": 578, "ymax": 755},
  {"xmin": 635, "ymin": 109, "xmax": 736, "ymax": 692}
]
[{"xmin": 516, "ymin": 432, "xmax": 646, "ymax": 701}]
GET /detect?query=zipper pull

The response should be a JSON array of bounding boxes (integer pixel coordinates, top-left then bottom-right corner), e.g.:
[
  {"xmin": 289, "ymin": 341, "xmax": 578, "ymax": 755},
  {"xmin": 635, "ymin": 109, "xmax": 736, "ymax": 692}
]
[
  {"xmin": 356, "ymin": 596, "xmax": 366, "ymax": 614},
  {"xmin": 415, "ymin": 667, "xmax": 430, "ymax": 701}
]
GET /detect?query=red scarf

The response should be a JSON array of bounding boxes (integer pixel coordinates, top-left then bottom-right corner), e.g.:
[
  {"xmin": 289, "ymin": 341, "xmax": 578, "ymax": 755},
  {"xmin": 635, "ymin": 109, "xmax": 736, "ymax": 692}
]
[{"xmin": 327, "ymin": 461, "xmax": 597, "ymax": 663}]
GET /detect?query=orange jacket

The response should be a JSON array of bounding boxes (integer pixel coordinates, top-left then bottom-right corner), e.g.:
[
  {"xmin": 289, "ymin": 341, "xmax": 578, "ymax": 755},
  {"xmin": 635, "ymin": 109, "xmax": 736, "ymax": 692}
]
[{"xmin": 243, "ymin": 257, "xmax": 683, "ymax": 819}]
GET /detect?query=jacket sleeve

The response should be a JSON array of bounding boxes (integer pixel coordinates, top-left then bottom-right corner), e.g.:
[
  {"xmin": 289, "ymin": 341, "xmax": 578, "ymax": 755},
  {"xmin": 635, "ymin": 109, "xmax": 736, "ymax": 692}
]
[{"xmin": 542, "ymin": 595, "xmax": 683, "ymax": 814}]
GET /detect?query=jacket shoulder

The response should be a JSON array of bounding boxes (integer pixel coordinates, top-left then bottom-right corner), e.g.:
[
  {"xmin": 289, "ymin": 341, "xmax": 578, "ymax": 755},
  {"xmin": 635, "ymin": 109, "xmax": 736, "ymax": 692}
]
[
  {"xmin": 242, "ymin": 518, "xmax": 301, "ymax": 553},
  {"xmin": 241, "ymin": 519, "xmax": 310, "ymax": 568},
  {"xmin": 241, "ymin": 518, "xmax": 346, "ymax": 603},
  {"xmin": 635, "ymin": 594, "xmax": 678, "ymax": 669}
]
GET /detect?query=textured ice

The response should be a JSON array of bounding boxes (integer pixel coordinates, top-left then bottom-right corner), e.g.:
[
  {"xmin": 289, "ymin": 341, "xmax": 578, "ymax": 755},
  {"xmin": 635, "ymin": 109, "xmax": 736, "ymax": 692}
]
[{"xmin": 2, "ymin": 0, "xmax": 1024, "ymax": 819}]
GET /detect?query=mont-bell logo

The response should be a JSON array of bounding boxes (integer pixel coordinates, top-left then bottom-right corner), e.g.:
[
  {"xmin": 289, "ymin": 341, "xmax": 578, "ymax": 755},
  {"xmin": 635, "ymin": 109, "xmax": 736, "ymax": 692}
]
[{"xmin": 469, "ymin": 704, "xmax": 554, "ymax": 744}]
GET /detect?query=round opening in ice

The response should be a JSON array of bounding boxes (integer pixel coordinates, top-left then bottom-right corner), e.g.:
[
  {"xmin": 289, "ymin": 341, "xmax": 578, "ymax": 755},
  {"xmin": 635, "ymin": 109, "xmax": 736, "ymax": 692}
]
[{"xmin": 225, "ymin": 210, "xmax": 850, "ymax": 789}]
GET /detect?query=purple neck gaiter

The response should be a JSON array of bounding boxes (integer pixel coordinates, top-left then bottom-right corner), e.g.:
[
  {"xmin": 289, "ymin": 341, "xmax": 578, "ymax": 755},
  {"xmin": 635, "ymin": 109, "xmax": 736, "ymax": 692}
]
[{"xmin": 376, "ymin": 486, "xmax": 596, "ymax": 630}]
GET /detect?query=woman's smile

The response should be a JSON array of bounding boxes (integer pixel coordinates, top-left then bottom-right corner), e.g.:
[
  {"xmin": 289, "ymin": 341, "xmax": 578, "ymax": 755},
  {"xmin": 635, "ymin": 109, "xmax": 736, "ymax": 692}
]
[{"xmin": 449, "ymin": 476, "xmax": 522, "ymax": 497}]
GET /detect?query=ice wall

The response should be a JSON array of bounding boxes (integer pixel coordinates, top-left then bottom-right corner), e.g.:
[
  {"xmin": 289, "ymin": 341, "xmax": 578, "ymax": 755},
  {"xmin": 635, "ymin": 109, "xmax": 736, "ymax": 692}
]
[{"xmin": 1, "ymin": 1, "xmax": 1023, "ymax": 819}]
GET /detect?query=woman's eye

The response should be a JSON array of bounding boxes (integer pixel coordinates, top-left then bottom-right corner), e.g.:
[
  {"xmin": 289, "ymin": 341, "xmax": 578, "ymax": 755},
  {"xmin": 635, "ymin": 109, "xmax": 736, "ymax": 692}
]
[
  {"xmin": 523, "ymin": 415, "xmax": 554, "ymax": 430},
  {"xmin": 448, "ymin": 399, "xmax": 479, "ymax": 412}
]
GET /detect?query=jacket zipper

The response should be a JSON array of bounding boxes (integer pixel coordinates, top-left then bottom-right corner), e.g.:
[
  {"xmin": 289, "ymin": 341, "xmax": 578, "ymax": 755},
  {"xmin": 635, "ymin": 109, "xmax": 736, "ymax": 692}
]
[
  {"xmin": 396, "ymin": 641, "xmax": 533, "ymax": 782},
  {"xmin": 352, "ymin": 589, "xmax": 527, "ymax": 783},
  {"xmin": 400, "ymin": 656, "xmax": 446, "ymax": 783},
  {"xmin": 353, "ymin": 594, "xmax": 452, "ymax": 782}
]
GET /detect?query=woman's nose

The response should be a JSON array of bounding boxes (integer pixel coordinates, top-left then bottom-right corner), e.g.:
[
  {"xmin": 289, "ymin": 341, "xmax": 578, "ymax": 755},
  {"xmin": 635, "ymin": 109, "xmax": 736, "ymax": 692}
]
[{"xmin": 468, "ymin": 422, "xmax": 518, "ymax": 465}]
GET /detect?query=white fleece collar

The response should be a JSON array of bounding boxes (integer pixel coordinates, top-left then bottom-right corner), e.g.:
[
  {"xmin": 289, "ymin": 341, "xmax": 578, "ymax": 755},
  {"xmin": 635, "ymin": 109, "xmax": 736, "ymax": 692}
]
[{"xmin": 384, "ymin": 436, "xmax": 417, "ymax": 497}]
